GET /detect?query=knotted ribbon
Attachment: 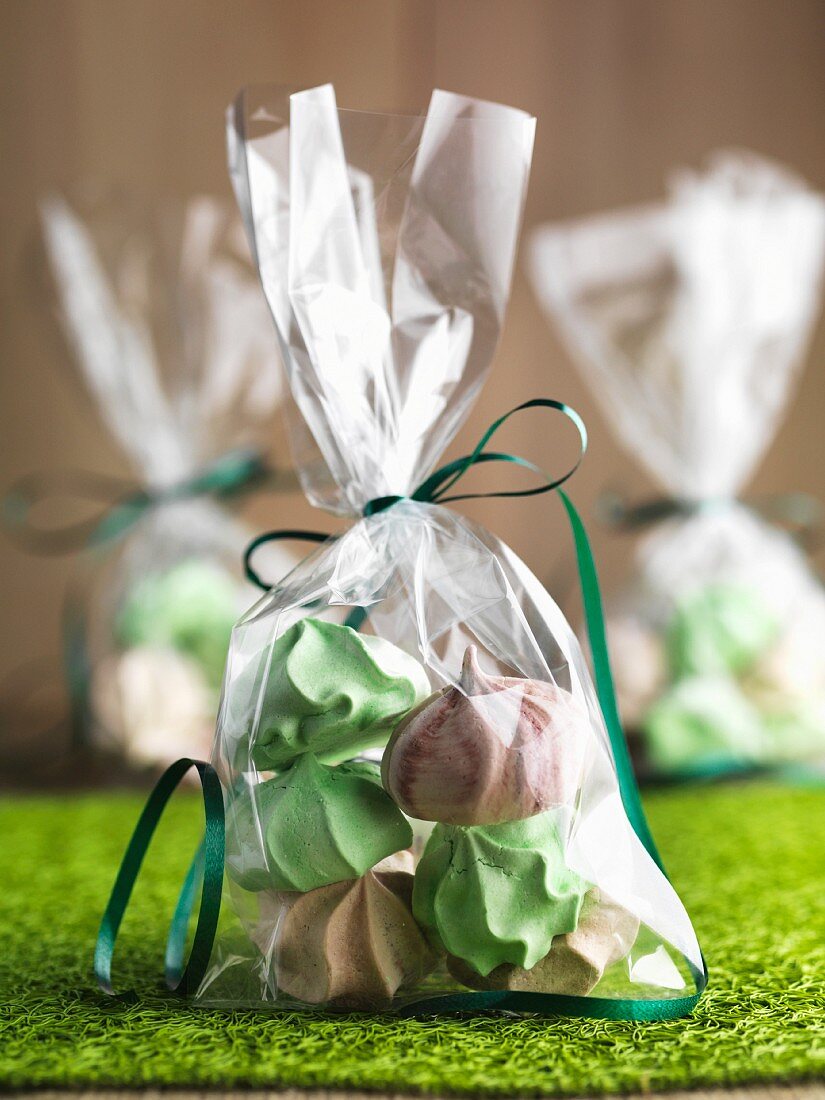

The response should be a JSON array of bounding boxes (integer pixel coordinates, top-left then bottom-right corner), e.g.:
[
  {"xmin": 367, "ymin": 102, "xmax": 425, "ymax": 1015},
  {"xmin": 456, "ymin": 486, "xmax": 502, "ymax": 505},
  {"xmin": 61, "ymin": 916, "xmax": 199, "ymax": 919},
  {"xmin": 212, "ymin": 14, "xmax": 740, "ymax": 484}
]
[
  {"xmin": 95, "ymin": 398, "xmax": 707, "ymax": 1019},
  {"xmin": 244, "ymin": 399, "xmax": 586, "ymax": 589},
  {"xmin": 3, "ymin": 447, "xmax": 273, "ymax": 555},
  {"xmin": 597, "ymin": 488, "xmax": 823, "ymax": 552}
]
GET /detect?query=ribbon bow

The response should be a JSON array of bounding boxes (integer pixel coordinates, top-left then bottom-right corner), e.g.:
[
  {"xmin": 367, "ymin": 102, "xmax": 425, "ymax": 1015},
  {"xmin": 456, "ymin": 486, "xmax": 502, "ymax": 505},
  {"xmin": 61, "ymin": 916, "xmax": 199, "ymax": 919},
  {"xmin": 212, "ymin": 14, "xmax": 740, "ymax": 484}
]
[
  {"xmin": 245, "ymin": 399, "xmax": 587, "ymax": 589},
  {"xmin": 2, "ymin": 447, "xmax": 273, "ymax": 555},
  {"xmin": 597, "ymin": 488, "xmax": 823, "ymax": 552}
]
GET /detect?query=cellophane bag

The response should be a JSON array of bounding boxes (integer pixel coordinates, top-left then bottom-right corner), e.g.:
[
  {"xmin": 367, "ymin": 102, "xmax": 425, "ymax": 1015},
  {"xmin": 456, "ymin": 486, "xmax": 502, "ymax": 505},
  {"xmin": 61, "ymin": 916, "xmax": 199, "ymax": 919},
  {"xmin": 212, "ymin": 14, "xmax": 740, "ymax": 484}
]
[
  {"xmin": 528, "ymin": 152, "xmax": 825, "ymax": 777},
  {"xmin": 39, "ymin": 194, "xmax": 295, "ymax": 768},
  {"xmin": 191, "ymin": 84, "xmax": 704, "ymax": 1014}
]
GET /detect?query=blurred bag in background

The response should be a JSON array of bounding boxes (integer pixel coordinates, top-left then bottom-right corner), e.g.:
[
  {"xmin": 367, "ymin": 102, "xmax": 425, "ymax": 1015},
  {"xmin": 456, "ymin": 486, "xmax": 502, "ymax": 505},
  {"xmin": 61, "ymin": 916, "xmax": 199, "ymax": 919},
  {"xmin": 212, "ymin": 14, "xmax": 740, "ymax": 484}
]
[
  {"xmin": 30, "ymin": 193, "xmax": 296, "ymax": 770},
  {"xmin": 529, "ymin": 152, "xmax": 825, "ymax": 778}
]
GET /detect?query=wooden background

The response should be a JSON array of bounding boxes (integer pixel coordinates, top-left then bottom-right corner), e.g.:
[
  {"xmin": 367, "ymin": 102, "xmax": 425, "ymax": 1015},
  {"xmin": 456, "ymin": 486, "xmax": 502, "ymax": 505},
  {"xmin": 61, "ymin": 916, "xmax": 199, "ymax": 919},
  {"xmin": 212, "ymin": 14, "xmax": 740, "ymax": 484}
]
[{"xmin": 2, "ymin": 0, "xmax": 825, "ymax": 735}]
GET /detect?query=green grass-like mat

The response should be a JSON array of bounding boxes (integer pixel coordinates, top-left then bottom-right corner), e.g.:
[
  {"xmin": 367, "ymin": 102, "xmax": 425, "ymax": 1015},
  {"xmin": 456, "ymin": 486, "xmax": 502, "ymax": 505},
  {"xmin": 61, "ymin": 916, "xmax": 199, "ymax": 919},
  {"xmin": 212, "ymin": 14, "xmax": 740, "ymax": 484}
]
[{"xmin": 1, "ymin": 782, "xmax": 823, "ymax": 1095}]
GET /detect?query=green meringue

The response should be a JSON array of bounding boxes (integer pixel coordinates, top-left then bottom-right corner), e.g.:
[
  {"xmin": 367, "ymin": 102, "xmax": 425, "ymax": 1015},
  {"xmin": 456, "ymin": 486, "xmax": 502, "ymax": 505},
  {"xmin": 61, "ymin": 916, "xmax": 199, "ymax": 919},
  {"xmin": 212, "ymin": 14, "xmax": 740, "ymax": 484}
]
[
  {"xmin": 643, "ymin": 675, "xmax": 765, "ymax": 774},
  {"xmin": 116, "ymin": 558, "xmax": 239, "ymax": 689},
  {"xmin": 666, "ymin": 582, "xmax": 778, "ymax": 679},
  {"xmin": 238, "ymin": 618, "xmax": 430, "ymax": 770},
  {"xmin": 226, "ymin": 754, "xmax": 413, "ymax": 893},
  {"xmin": 412, "ymin": 811, "xmax": 588, "ymax": 977},
  {"xmin": 761, "ymin": 702, "xmax": 825, "ymax": 764}
]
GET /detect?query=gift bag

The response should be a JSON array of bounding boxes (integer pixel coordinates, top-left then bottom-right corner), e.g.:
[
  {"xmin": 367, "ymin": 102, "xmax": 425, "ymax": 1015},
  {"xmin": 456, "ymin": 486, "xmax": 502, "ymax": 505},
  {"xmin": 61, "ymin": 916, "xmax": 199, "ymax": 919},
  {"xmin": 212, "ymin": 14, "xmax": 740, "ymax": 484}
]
[
  {"xmin": 529, "ymin": 152, "xmax": 825, "ymax": 777},
  {"xmin": 32, "ymin": 193, "xmax": 295, "ymax": 767},
  {"xmin": 96, "ymin": 86, "xmax": 704, "ymax": 1018}
]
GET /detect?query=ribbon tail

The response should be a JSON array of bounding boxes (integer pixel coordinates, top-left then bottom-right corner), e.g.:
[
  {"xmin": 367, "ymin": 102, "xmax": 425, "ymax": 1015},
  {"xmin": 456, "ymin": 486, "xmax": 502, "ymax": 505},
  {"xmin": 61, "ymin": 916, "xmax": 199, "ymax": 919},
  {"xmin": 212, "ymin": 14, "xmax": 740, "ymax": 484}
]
[
  {"xmin": 558, "ymin": 489, "xmax": 663, "ymax": 869},
  {"xmin": 558, "ymin": 488, "xmax": 708, "ymax": 1007}
]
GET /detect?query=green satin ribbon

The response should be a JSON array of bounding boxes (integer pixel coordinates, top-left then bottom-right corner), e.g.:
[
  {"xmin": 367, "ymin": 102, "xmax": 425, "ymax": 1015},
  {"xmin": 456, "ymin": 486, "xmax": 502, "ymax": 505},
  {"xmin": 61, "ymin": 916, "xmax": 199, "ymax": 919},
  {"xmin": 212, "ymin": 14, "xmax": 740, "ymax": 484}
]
[
  {"xmin": 244, "ymin": 399, "xmax": 586, "ymax": 589},
  {"xmin": 93, "ymin": 757, "xmax": 224, "ymax": 1000},
  {"xmin": 559, "ymin": 489, "xmax": 663, "ymax": 870},
  {"xmin": 96, "ymin": 398, "xmax": 706, "ymax": 1018},
  {"xmin": 3, "ymin": 447, "xmax": 269, "ymax": 555},
  {"xmin": 598, "ymin": 488, "xmax": 823, "ymax": 551},
  {"xmin": 244, "ymin": 528, "xmax": 330, "ymax": 590}
]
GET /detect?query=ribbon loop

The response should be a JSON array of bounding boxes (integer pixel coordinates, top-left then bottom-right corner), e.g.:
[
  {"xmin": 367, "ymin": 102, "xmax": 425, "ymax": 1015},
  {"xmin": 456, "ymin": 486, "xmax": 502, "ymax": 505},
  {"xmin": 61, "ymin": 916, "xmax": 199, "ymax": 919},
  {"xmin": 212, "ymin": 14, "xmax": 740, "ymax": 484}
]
[
  {"xmin": 362, "ymin": 398, "xmax": 588, "ymax": 517},
  {"xmin": 244, "ymin": 529, "xmax": 331, "ymax": 590},
  {"xmin": 94, "ymin": 758, "xmax": 224, "ymax": 1000},
  {"xmin": 3, "ymin": 447, "xmax": 269, "ymax": 555},
  {"xmin": 413, "ymin": 398, "xmax": 587, "ymax": 507}
]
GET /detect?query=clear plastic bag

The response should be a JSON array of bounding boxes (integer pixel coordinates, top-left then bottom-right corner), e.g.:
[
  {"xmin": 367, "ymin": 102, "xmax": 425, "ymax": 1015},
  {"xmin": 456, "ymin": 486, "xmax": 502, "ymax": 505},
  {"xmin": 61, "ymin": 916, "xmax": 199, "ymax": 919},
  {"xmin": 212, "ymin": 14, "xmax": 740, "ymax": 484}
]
[
  {"xmin": 39, "ymin": 194, "xmax": 295, "ymax": 767},
  {"xmin": 184, "ymin": 84, "xmax": 704, "ymax": 1014},
  {"xmin": 528, "ymin": 152, "xmax": 825, "ymax": 776}
]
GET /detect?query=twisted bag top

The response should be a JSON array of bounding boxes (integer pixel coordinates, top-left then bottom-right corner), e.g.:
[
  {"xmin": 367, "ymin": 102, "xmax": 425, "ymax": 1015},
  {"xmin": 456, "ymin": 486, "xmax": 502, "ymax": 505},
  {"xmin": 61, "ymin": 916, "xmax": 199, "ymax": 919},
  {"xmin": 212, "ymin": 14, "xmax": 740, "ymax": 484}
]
[{"xmin": 228, "ymin": 84, "xmax": 535, "ymax": 515}]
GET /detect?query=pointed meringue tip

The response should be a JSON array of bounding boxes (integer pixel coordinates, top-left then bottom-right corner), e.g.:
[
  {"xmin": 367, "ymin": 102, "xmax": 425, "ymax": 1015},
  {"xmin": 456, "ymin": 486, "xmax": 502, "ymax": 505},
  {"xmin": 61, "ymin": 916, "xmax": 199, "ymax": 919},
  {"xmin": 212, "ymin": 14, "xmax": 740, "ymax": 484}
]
[{"xmin": 459, "ymin": 644, "xmax": 487, "ymax": 694}]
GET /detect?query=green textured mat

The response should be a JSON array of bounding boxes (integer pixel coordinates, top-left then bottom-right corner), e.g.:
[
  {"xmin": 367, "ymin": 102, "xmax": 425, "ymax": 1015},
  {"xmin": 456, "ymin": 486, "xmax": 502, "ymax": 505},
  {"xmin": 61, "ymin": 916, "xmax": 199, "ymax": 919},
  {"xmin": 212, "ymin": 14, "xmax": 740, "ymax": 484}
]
[{"xmin": 1, "ymin": 782, "xmax": 823, "ymax": 1095}]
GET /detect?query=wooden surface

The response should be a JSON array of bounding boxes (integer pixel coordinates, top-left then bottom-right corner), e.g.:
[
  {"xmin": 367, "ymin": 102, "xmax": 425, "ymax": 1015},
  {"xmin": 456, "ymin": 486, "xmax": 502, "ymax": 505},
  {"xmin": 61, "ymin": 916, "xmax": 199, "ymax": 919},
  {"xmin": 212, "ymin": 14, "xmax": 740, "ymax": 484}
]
[{"xmin": 2, "ymin": 0, "xmax": 825, "ymax": 721}]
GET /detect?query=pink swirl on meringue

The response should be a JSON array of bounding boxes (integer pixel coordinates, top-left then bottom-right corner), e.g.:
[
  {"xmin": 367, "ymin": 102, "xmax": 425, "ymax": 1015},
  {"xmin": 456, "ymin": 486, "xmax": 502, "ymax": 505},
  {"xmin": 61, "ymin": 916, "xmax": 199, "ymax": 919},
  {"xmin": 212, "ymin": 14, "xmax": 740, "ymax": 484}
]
[{"xmin": 382, "ymin": 645, "xmax": 590, "ymax": 825}]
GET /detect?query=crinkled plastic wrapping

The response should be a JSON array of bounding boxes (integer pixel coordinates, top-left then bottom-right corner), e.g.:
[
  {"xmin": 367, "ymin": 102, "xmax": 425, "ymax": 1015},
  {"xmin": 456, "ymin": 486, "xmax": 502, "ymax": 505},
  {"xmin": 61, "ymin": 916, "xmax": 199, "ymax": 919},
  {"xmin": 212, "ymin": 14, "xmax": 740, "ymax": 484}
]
[
  {"xmin": 197, "ymin": 85, "xmax": 703, "ymax": 1011},
  {"xmin": 528, "ymin": 152, "xmax": 825, "ymax": 775},
  {"xmin": 40, "ymin": 195, "xmax": 295, "ymax": 767}
]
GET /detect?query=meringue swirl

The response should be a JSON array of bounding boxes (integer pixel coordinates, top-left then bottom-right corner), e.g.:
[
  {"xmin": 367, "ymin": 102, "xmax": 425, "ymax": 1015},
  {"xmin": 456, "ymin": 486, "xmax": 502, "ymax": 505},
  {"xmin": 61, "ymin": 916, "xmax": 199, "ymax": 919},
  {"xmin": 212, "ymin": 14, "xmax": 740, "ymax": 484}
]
[
  {"xmin": 383, "ymin": 645, "xmax": 589, "ymax": 824},
  {"xmin": 254, "ymin": 871, "xmax": 438, "ymax": 1008},
  {"xmin": 226, "ymin": 754, "xmax": 413, "ymax": 893},
  {"xmin": 412, "ymin": 809, "xmax": 588, "ymax": 976},
  {"xmin": 233, "ymin": 618, "xmax": 430, "ymax": 770}
]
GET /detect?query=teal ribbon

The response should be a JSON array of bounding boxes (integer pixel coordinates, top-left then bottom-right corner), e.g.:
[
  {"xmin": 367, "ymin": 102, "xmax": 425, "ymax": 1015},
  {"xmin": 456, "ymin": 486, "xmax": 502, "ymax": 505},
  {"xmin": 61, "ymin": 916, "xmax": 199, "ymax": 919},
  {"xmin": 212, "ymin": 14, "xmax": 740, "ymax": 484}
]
[
  {"xmin": 93, "ymin": 757, "xmax": 224, "ymax": 1000},
  {"xmin": 96, "ymin": 399, "xmax": 706, "ymax": 1018},
  {"xmin": 245, "ymin": 399, "xmax": 587, "ymax": 587},
  {"xmin": 598, "ymin": 489, "xmax": 823, "ymax": 551},
  {"xmin": 3, "ymin": 447, "xmax": 269, "ymax": 555},
  {"xmin": 368, "ymin": 398, "xmax": 586, "ymax": 512},
  {"xmin": 244, "ymin": 529, "xmax": 330, "ymax": 590}
]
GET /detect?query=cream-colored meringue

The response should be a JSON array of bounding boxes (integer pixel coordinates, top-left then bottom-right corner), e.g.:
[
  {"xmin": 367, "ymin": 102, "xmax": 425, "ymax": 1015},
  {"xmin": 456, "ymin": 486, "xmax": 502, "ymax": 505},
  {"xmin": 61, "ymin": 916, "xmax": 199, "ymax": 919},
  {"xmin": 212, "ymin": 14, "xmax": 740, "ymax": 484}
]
[
  {"xmin": 253, "ymin": 871, "xmax": 437, "ymax": 1008},
  {"xmin": 92, "ymin": 645, "xmax": 214, "ymax": 767},
  {"xmin": 607, "ymin": 617, "xmax": 667, "ymax": 729},
  {"xmin": 449, "ymin": 889, "xmax": 640, "ymax": 995}
]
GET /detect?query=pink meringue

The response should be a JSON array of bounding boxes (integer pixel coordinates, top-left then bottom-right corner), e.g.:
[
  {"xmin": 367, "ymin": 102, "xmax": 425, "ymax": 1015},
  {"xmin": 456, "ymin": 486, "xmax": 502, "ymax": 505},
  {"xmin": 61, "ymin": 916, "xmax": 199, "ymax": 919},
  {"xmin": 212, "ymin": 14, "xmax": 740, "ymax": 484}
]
[{"xmin": 381, "ymin": 645, "xmax": 590, "ymax": 825}]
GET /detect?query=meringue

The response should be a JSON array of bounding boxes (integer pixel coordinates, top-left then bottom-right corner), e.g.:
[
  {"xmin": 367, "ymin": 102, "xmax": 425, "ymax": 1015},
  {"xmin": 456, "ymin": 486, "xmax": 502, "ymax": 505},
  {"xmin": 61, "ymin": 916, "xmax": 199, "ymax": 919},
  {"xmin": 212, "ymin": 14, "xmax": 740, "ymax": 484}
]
[
  {"xmin": 607, "ymin": 617, "xmax": 667, "ymax": 729},
  {"xmin": 234, "ymin": 618, "xmax": 430, "ymax": 770},
  {"xmin": 382, "ymin": 645, "xmax": 589, "ymax": 825},
  {"xmin": 92, "ymin": 645, "xmax": 214, "ymax": 766},
  {"xmin": 412, "ymin": 810, "xmax": 588, "ymax": 976},
  {"xmin": 643, "ymin": 675, "xmax": 765, "ymax": 773},
  {"xmin": 449, "ymin": 889, "xmax": 639, "ymax": 994},
  {"xmin": 226, "ymin": 754, "xmax": 412, "ymax": 893},
  {"xmin": 254, "ymin": 871, "xmax": 438, "ymax": 1008},
  {"xmin": 666, "ymin": 582, "xmax": 778, "ymax": 679},
  {"xmin": 116, "ymin": 558, "xmax": 239, "ymax": 689}
]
